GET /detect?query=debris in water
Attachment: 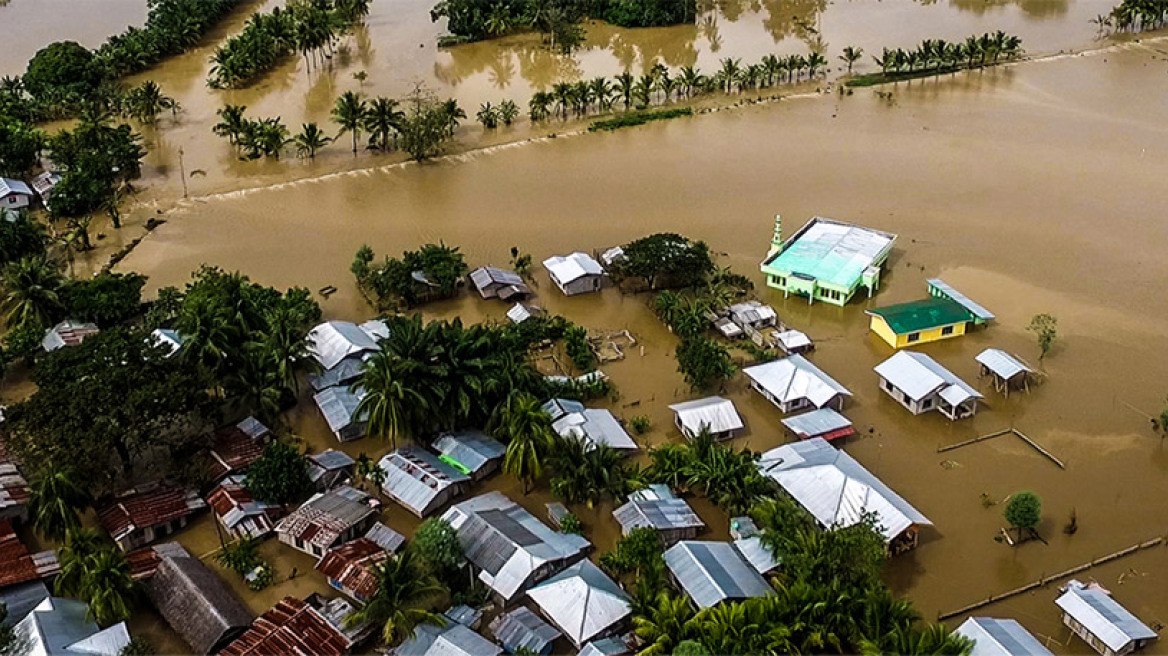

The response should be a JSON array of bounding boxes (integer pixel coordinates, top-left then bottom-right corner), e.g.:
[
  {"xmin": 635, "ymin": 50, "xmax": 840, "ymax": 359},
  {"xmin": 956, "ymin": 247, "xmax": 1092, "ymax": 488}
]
[
  {"xmin": 980, "ymin": 493, "xmax": 998, "ymax": 508},
  {"xmin": 940, "ymin": 459, "xmax": 962, "ymax": 469}
]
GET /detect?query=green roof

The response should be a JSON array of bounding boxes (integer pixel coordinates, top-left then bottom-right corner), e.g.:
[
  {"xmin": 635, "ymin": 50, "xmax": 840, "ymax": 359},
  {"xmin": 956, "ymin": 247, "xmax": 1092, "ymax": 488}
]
[{"xmin": 868, "ymin": 297, "xmax": 972, "ymax": 334}]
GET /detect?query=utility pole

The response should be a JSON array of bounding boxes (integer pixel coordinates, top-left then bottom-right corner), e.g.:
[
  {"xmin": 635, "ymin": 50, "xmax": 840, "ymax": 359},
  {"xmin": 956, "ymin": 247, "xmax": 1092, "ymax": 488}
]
[{"xmin": 178, "ymin": 147, "xmax": 188, "ymax": 198}]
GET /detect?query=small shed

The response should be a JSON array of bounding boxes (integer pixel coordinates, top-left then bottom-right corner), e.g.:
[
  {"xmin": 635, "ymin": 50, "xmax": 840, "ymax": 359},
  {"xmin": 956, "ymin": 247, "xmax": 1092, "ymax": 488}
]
[
  {"xmin": 29, "ymin": 171, "xmax": 60, "ymax": 208},
  {"xmin": 612, "ymin": 485, "xmax": 705, "ymax": 545},
  {"xmin": 975, "ymin": 349, "xmax": 1035, "ymax": 397},
  {"xmin": 379, "ymin": 447, "xmax": 471, "ymax": 517},
  {"xmin": 780, "ymin": 408, "xmax": 855, "ymax": 442},
  {"xmin": 663, "ymin": 541, "xmax": 772, "ymax": 609},
  {"xmin": 743, "ymin": 355, "xmax": 852, "ymax": 413},
  {"xmin": 490, "ymin": 606, "xmax": 561, "ymax": 655},
  {"xmin": 146, "ymin": 551, "xmax": 254, "ymax": 654},
  {"xmin": 506, "ymin": 302, "xmax": 541, "ymax": 324},
  {"xmin": 728, "ymin": 301, "xmax": 778, "ymax": 330},
  {"xmin": 669, "ymin": 396, "xmax": 744, "ymax": 441},
  {"xmin": 364, "ymin": 522, "xmax": 406, "ymax": 553},
  {"xmin": 774, "ymin": 328, "xmax": 813, "ymax": 355},
  {"xmin": 1055, "ymin": 581, "xmax": 1157, "ymax": 656},
  {"xmin": 551, "ymin": 408, "xmax": 638, "ymax": 452},
  {"xmin": 470, "ymin": 266, "xmax": 531, "ymax": 301},
  {"xmin": 0, "ymin": 178, "xmax": 33, "ymax": 210},
  {"xmin": 41, "ymin": 320, "xmax": 98, "ymax": 352},
  {"xmin": 543, "ymin": 252, "xmax": 605, "ymax": 296},
  {"xmin": 714, "ymin": 316, "xmax": 744, "ymax": 339},
  {"xmin": 313, "ymin": 385, "xmax": 369, "ymax": 442},
  {"xmin": 874, "ymin": 351, "xmax": 981, "ymax": 420},
  {"xmin": 954, "ymin": 617, "xmax": 1053, "ymax": 656},
  {"xmin": 527, "ymin": 560, "xmax": 631, "ymax": 648},
  {"xmin": 308, "ymin": 449, "xmax": 356, "ymax": 491},
  {"xmin": 433, "ymin": 430, "xmax": 506, "ymax": 481}
]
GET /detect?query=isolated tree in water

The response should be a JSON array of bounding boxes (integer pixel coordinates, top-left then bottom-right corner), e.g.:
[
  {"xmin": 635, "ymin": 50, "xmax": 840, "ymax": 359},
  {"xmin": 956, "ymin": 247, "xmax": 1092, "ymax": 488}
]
[
  {"xmin": 1005, "ymin": 491, "xmax": 1042, "ymax": 538},
  {"xmin": 1027, "ymin": 313, "xmax": 1057, "ymax": 360}
]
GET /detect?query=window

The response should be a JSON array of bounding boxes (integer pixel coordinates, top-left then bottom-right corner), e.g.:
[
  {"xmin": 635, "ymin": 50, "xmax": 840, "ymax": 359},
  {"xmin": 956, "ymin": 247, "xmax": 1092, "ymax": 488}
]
[
  {"xmin": 883, "ymin": 379, "xmax": 895, "ymax": 392},
  {"xmin": 907, "ymin": 332, "xmax": 920, "ymax": 342},
  {"xmin": 295, "ymin": 538, "xmax": 305, "ymax": 549},
  {"xmin": 922, "ymin": 399, "xmax": 932, "ymax": 409},
  {"xmin": 941, "ymin": 325, "xmax": 954, "ymax": 336}
]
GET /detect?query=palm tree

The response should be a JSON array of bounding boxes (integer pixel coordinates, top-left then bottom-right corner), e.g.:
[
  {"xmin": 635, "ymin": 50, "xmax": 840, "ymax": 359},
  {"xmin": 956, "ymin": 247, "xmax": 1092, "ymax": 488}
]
[
  {"xmin": 439, "ymin": 99, "xmax": 466, "ymax": 136},
  {"xmin": 806, "ymin": 52, "xmax": 827, "ymax": 78},
  {"xmin": 590, "ymin": 77, "xmax": 615, "ymax": 110},
  {"xmin": 356, "ymin": 349, "xmax": 425, "ymax": 450},
  {"xmin": 497, "ymin": 99, "xmax": 520, "ymax": 125},
  {"xmin": 489, "ymin": 391, "xmax": 552, "ymax": 494},
  {"xmin": 124, "ymin": 80, "xmax": 177, "ymax": 124},
  {"xmin": 225, "ymin": 348, "xmax": 284, "ymax": 423},
  {"xmin": 29, "ymin": 465, "xmax": 93, "ymax": 542},
  {"xmin": 476, "ymin": 102, "xmax": 500, "ymax": 129},
  {"xmin": 365, "ymin": 97, "xmax": 405, "ymax": 150},
  {"xmin": 615, "ymin": 71, "xmax": 635, "ymax": 110},
  {"xmin": 293, "ymin": 122, "xmax": 333, "ymax": 158},
  {"xmin": 679, "ymin": 66, "xmax": 702, "ymax": 97},
  {"xmin": 55, "ymin": 529, "xmax": 104, "ymax": 597},
  {"xmin": 213, "ymin": 104, "xmax": 248, "ymax": 145},
  {"xmin": 633, "ymin": 75, "xmax": 653, "ymax": 108},
  {"xmin": 634, "ymin": 592, "xmax": 697, "ymax": 655},
  {"xmin": 717, "ymin": 58, "xmax": 741, "ymax": 92},
  {"xmin": 332, "ymin": 91, "xmax": 368, "ymax": 155},
  {"xmin": 257, "ymin": 305, "xmax": 316, "ymax": 394},
  {"xmin": 1, "ymin": 256, "xmax": 64, "ymax": 331},
  {"xmin": 80, "ymin": 549, "xmax": 137, "ymax": 626},
  {"xmin": 346, "ymin": 549, "xmax": 447, "ymax": 646},
  {"xmin": 839, "ymin": 46, "xmax": 863, "ymax": 73},
  {"xmin": 529, "ymin": 91, "xmax": 552, "ymax": 121}
]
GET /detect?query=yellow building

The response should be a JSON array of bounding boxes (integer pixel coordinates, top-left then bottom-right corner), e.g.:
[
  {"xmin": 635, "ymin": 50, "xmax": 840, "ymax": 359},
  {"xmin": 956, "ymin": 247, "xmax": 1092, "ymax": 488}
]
[{"xmin": 865, "ymin": 298, "xmax": 972, "ymax": 349}]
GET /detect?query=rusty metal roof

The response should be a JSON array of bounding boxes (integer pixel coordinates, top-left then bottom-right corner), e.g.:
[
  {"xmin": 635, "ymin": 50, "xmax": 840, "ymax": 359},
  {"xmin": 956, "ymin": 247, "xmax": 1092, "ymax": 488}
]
[
  {"xmin": 219, "ymin": 596, "xmax": 350, "ymax": 656},
  {"xmin": 0, "ymin": 518, "xmax": 58, "ymax": 588},
  {"xmin": 97, "ymin": 482, "xmax": 207, "ymax": 546},
  {"xmin": 315, "ymin": 538, "xmax": 386, "ymax": 601}
]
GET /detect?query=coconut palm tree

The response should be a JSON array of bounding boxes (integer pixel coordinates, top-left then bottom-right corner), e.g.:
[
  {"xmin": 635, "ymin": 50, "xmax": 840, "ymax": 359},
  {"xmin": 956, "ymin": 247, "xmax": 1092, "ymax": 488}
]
[
  {"xmin": 29, "ymin": 466, "xmax": 93, "ymax": 542},
  {"xmin": 489, "ymin": 391, "xmax": 552, "ymax": 494},
  {"xmin": 590, "ymin": 77, "xmax": 615, "ymax": 110},
  {"xmin": 55, "ymin": 529, "xmax": 104, "ymax": 596},
  {"xmin": 365, "ymin": 97, "xmax": 405, "ymax": 150},
  {"xmin": 213, "ymin": 104, "xmax": 248, "ymax": 146},
  {"xmin": 717, "ymin": 58, "xmax": 741, "ymax": 92},
  {"xmin": 497, "ymin": 99, "xmax": 520, "ymax": 125},
  {"xmin": 356, "ymin": 349, "xmax": 425, "ymax": 450},
  {"xmin": 634, "ymin": 592, "xmax": 698, "ymax": 655},
  {"xmin": 806, "ymin": 52, "xmax": 827, "ymax": 78},
  {"xmin": 528, "ymin": 91, "xmax": 553, "ymax": 121},
  {"xmin": 1, "ymin": 256, "xmax": 65, "ymax": 331},
  {"xmin": 124, "ymin": 80, "xmax": 177, "ymax": 124},
  {"xmin": 476, "ymin": 102, "xmax": 500, "ymax": 129},
  {"xmin": 225, "ymin": 348, "xmax": 284, "ymax": 423},
  {"xmin": 839, "ymin": 46, "xmax": 863, "ymax": 73},
  {"xmin": 346, "ymin": 549, "xmax": 447, "ymax": 646},
  {"xmin": 293, "ymin": 122, "xmax": 333, "ymax": 158},
  {"xmin": 256, "ymin": 304, "xmax": 316, "ymax": 394},
  {"xmin": 79, "ymin": 549, "xmax": 137, "ymax": 626},
  {"xmin": 633, "ymin": 75, "xmax": 653, "ymax": 108},
  {"xmin": 615, "ymin": 71, "xmax": 635, "ymax": 109},
  {"xmin": 439, "ymin": 99, "xmax": 466, "ymax": 136},
  {"xmin": 678, "ymin": 66, "xmax": 702, "ymax": 97},
  {"xmin": 332, "ymin": 91, "xmax": 368, "ymax": 155}
]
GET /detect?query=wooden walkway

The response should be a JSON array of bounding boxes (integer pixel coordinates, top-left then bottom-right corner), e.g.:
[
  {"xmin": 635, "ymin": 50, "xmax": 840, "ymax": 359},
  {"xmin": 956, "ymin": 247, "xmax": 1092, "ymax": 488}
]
[{"xmin": 938, "ymin": 428, "xmax": 1065, "ymax": 469}]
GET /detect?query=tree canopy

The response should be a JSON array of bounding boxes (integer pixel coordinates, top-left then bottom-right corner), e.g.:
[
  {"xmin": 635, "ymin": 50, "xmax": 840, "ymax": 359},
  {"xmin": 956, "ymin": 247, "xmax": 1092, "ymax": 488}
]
[
  {"xmin": 245, "ymin": 442, "xmax": 313, "ymax": 505},
  {"xmin": 611, "ymin": 233, "xmax": 715, "ymax": 290},
  {"xmin": 1005, "ymin": 491, "xmax": 1042, "ymax": 531},
  {"xmin": 23, "ymin": 41, "xmax": 105, "ymax": 106},
  {"xmin": 353, "ymin": 243, "xmax": 468, "ymax": 309}
]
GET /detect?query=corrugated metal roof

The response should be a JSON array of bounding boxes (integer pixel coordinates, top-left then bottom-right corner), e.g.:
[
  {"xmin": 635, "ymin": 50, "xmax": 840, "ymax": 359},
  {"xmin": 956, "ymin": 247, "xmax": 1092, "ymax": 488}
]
[
  {"xmin": 219, "ymin": 596, "xmax": 350, "ymax": 656},
  {"xmin": 728, "ymin": 301, "xmax": 777, "ymax": 327},
  {"xmin": 866, "ymin": 297, "xmax": 972, "ymax": 334},
  {"xmin": 470, "ymin": 267, "xmax": 530, "ymax": 299},
  {"xmin": 206, "ymin": 476, "xmax": 278, "ymax": 539},
  {"xmin": 97, "ymin": 482, "xmax": 207, "ymax": 547},
  {"xmin": 543, "ymin": 252, "xmax": 603, "ymax": 284},
  {"xmin": 316, "ymin": 538, "xmax": 386, "ymax": 601},
  {"xmin": 542, "ymin": 398, "xmax": 585, "ymax": 422},
  {"xmin": 394, "ymin": 621, "xmax": 502, "ymax": 656},
  {"xmin": 313, "ymin": 386, "xmax": 368, "ymax": 435},
  {"xmin": 434, "ymin": 431, "xmax": 506, "ymax": 477},
  {"xmin": 762, "ymin": 217, "xmax": 897, "ymax": 288},
  {"xmin": 365, "ymin": 522, "xmax": 406, "ymax": 553},
  {"xmin": 29, "ymin": 171, "xmax": 59, "ymax": 197},
  {"xmin": 976, "ymin": 349, "xmax": 1032, "ymax": 380},
  {"xmin": 490, "ymin": 607, "xmax": 560, "ymax": 654},
  {"xmin": 0, "ymin": 519, "xmax": 58, "ymax": 588},
  {"xmin": 579, "ymin": 636, "xmax": 631, "ymax": 656},
  {"xmin": 15, "ymin": 596, "xmax": 130, "ymax": 656},
  {"xmin": 275, "ymin": 486, "xmax": 376, "ymax": 550},
  {"xmin": 445, "ymin": 605, "xmax": 482, "ymax": 628},
  {"xmin": 506, "ymin": 303, "xmax": 537, "ymax": 324},
  {"xmin": 733, "ymin": 536, "xmax": 780, "ymax": 575},
  {"xmin": 775, "ymin": 329, "xmax": 811, "ymax": 351},
  {"xmin": 669, "ymin": 397, "xmax": 744, "ymax": 436},
  {"xmin": 310, "ymin": 449, "xmax": 356, "ymax": 472},
  {"xmin": 379, "ymin": 448, "xmax": 470, "ymax": 517},
  {"xmin": 744, "ymin": 355, "xmax": 852, "ymax": 408},
  {"xmin": 954, "ymin": 617, "xmax": 1053, "ymax": 656},
  {"xmin": 613, "ymin": 495, "xmax": 704, "ymax": 536},
  {"xmin": 663, "ymin": 541, "xmax": 773, "ymax": 609},
  {"xmin": 757, "ymin": 438, "xmax": 931, "ymax": 542},
  {"xmin": 552, "ymin": 409, "xmax": 638, "ymax": 451},
  {"xmin": 0, "ymin": 178, "xmax": 32, "ymax": 198},
  {"xmin": 928, "ymin": 279, "xmax": 995, "ymax": 321},
  {"xmin": 528, "ymin": 560, "xmax": 631, "ymax": 647},
  {"xmin": 781, "ymin": 408, "xmax": 853, "ymax": 439},
  {"xmin": 150, "ymin": 328, "xmax": 185, "ymax": 356},
  {"xmin": 874, "ymin": 351, "xmax": 981, "ymax": 403},
  {"xmin": 441, "ymin": 492, "xmax": 590, "ymax": 602},
  {"xmin": 1055, "ymin": 582, "xmax": 1157, "ymax": 653},
  {"xmin": 41, "ymin": 320, "xmax": 98, "ymax": 352},
  {"xmin": 308, "ymin": 321, "xmax": 382, "ymax": 370},
  {"xmin": 309, "ymin": 353, "xmax": 371, "ymax": 392}
]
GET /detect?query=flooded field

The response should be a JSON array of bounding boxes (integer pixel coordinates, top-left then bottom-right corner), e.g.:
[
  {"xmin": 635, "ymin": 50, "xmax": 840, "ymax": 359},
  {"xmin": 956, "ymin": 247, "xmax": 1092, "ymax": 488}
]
[{"xmin": 109, "ymin": 39, "xmax": 1168, "ymax": 653}]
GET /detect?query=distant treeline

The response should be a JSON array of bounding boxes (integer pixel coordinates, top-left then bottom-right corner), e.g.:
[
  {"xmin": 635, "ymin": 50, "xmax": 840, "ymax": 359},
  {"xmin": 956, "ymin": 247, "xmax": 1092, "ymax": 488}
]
[
  {"xmin": 1103, "ymin": 0, "xmax": 1168, "ymax": 31},
  {"xmin": 96, "ymin": 0, "xmax": 244, "ymax": 78},
  {"xmin": 431, "ymin": 0, "xmax": 695, "ymax": 46},
  {"xmin": 849, "ymin": 32, "xmax": 1023, "ymax": 86}
]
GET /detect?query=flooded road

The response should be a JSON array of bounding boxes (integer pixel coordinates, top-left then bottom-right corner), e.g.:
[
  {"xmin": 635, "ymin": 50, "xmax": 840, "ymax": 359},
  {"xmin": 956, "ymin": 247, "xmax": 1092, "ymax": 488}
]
[{"xmin": 113, "ymin": 40, "xmax": 1168, "ymax": 652}]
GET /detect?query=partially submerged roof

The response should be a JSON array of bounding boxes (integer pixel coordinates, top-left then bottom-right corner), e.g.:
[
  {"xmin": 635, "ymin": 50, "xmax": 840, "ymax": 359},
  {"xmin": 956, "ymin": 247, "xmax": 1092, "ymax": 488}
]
[
  {"xmin": 743, "ymin": 355, "xmax": 852, "ymax": 407},
  {"xmin": 780, "ymin": 408, "xmax": 854, "ymax": 441},
  {"xmin": 763, "ymin": 217, "xmax": 897, "ymax": 288},
  {"xmin": 395, "ymin": 621, "xmax": 502, "ymax": 656},
  {"xmin": 441, "ymin": 492, "xmax": 591, "ymax": 602},
  {"xmin": 507, "ymin": 302, "xmax": 539, "ymax": 324},
  {"xmin": 219, "ymin": 596, "xmax": 350, "ymax": 656},
  {"xmin": 579, "ymin": 636, "xmax": 632, "ymax": 656},
  {"xmin": 1055, "ymin": 582, "xmax": 1157, "ymax": 654},
  {"xmin": 528, "ymin": 559, "xmax": 631, "ymax": 647},
  {"xmin": 491, "ymin": 606, "xmax": 561, "ymax": 654},
  {"xmin": 541, "ymin": 398, "xmax": 585, "ymax": 422},
  {"xmin": 433, "ymin": 430, "xmax": 506, "ymax": 477},
  {"xmin": 669, "ymin": 397, "xmax": 744, "ymax": 435},
  {"xmin": 613, "ymin": 486, "xmax": 704, "ymax": 536},
  {"xmin": 775, "ymin": 329, "xmax": 812, "ymax": 351},
  {"xmin": 308, "ymin": 320, "xmax": 386, "ymax": 370},
  {"xmin": 379, "ymin": 447, "xmax": 470, "ymax": 516},
  {"xmin": 97, "ymin": 482, "xmax": 206, "ymax": 545},
  {"xmin": 146, "ymin": 551, "xmax": 253, "ymax": 655},
  {"xmin": 866, "ymin": 297, "xmax": 972, "ymax": 335},
  {"xmin": 954, "ymin": 617, "xmax": 1053, "ymax": 656},
  {"xmin": 41, "ymin": 320, "xmax": 98, "ymax": 352},
  {"xmin": 728, "ymin": 301, "xmax": 777, "ymax": 326},
  {"xmin": 543, "ymin": 252, "xmax": 603, "ymax": 284},
  {"xmin": 928, "ymin": 279, "xmax": 995, "ymax": 321},
  {"xmin": 276, "ymin": 486, "xmax": 376, "ymax": 551},
  {"xmin": 874, "ymin": 351, "xmax": 981, "ymax": 403},
  {"xmin": 976, "ymin": 349, "xmax": 1032, "ymax": 380},
  {"xmin": 14, "ymin": 596, "xmax": 130, "ymax": 656},
  {"xmin": 552, "ymin": 409, "xmax": 638, "ymax": 451},
  {"xmin": 757, "ymin": 437, "xmax": 932, "ymax": 541},
  {"xmin": 208, "ymin": 418, "xmax": 269, "ymax": 480},
  {"xmin": 313, "ymin": 385, "xmax": 368, "ymax": 434},
  {"xmin": 470, "ymin": 266, "xmax": 530, "ymax": 299},
  {"xmin": 663, "ymin": 541, "xmax": 773, "ymax": 609}
]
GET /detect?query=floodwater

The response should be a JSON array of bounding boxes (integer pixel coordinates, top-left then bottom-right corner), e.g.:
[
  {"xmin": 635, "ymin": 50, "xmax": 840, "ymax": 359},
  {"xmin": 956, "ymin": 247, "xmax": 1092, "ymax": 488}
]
[{"xmin": 0, "ymin": 0, "xmax": 147, "ymax": 74}]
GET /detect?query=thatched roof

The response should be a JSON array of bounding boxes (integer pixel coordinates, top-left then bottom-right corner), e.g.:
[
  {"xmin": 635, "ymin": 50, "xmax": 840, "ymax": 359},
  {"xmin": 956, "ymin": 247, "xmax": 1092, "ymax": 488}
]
[{"xmin": 146, "ymin": 552, "xmax": 253, "ymax": 654}]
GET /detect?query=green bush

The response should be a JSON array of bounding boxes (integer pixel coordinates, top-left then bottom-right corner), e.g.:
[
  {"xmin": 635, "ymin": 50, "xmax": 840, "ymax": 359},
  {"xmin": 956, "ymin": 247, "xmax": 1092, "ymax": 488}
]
[
  {"xmin": 630, "ymin": 415, "xmax": 651, "ymax": 434},
  {"xmin": 564, "ymin": 324, "xmax": 596, "ymax": 372},
  {"xmin": 588, "ymin": 107, "xmax": 692, "ymax": 132}
]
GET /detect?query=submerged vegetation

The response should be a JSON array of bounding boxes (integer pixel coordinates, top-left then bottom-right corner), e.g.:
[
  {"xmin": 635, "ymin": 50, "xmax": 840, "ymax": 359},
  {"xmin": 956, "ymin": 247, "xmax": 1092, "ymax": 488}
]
[
  {"xmin": 1099, "ymin": 0, "xmax": 1168, "ymax": 32},
  {"xmin": 589, "ymin": 107, "xmax": 693, "ymax": 131},
  {"xmin": 848, "ymin": 32, "xmax": 1024, "ymax": 87}
]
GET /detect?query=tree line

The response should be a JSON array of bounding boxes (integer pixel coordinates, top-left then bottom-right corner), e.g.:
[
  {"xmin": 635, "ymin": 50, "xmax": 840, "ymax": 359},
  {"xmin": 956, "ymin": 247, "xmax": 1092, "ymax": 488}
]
[
  {"xmin": 869, "ymin": 32, "xmax": 1023, "ymax": 79},
  {"xmin": 1094, "ymin": 0, "xmax": 1168, "ymax": 32},
  {"xmin": 207, "ymin": 0, "xmax": 372, "ymax": 89}
]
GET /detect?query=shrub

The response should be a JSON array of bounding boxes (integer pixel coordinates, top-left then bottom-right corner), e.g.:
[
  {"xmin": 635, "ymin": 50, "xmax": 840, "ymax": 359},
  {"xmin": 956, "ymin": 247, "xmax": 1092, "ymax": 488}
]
[
  {"xmin": 630, "ymin": 415, "xmax": 651, "ymax": 435},
  {"xmin": 676, "ymin": 336, "xmax": 735, "ymax": 389}
]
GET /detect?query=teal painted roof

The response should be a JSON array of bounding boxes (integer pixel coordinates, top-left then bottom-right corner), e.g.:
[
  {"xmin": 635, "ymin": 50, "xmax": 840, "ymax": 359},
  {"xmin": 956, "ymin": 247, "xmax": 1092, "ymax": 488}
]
[
  {"xmin": 764, "ymin": 218, "xmax": 896, "ymax": 288},
  {"xmin": 868, "ymin": 297, "xmax": 971, "ymax": 334}
]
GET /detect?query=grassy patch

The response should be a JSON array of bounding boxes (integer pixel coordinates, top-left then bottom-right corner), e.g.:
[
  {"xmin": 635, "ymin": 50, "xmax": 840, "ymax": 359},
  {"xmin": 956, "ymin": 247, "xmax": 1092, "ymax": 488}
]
[
  {"xmin": 588, "ymin": 107, "xmax": 693, "ymax": 132},
  {"xmin": 846, "ymin": 66, "xmax": 976, "ymax": 87}
]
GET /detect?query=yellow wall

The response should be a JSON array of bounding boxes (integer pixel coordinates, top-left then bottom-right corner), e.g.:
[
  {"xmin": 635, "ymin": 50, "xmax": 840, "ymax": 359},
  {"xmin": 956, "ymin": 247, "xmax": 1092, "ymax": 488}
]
[{"xmin": 869, "ymin": 316, "xmax": 967, "ymax": 349}]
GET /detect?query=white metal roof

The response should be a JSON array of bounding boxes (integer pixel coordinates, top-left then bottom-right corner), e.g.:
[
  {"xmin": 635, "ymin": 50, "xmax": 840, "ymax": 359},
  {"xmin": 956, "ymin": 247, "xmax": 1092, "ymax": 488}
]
[
  {"xmin": 928, "ymin": 279, "xmax": 995, "ymax": 321},
  {"xmin": 307, "ymin": 321, "xmax": 384, "ymax": 370},
  {"xmin": 669, "ymin": 397, "xmax": 744, "ymax": 435},
  {"xmin": 874, "ymin": 351, "xmax": 981, "ymax": 403},
  {"xmin": 313, "ymin": 386, "xmax": 368, "ymax": 433},
  {"xmin": 663, "ymin": 541, "xmax": 773, "ymax": 609},
  {"xmin": 552, "ymin": 409, "xmax": 638, "ymax": 451},
  {"xmin": 733, "ymin": 535, "xmax": 780, "ymax": 575},
  {"xmin": 379, "ymin": 448, "xmax": 469, "ymax": 516},
  {"xmin": 757, "ymin": 438, "xmax": 932, "ymax": 542},
  {"xmin": 1055, "ymin": 582, "xmax": 1157, "ymax": 654},
  {"xmin": 780, "ymin": 408, "xmax": 852, "ymax": 438},
  {"xmin": 954, "ymin": 617, "xmax": 1053, "ymax": 656},
  {"xmin": 775, "ymin": 329, "xmax": 812, "ymax": 351},
  {"xmin": 506, "ymin": 303, "xmax": 536, "ymax": 324},
  {"xmin": 976, "ymin": 349, "xmax": 1032, "ymax": 380},
  {"xmin": 394, "ymin": 622, "xmax": 502, "ymax": 656},
  {"xmin": 0, "ymin": 178, "xmax": 32, "ymax": 198},
  {"xmin": 542, "ymin": 252, "xmax": 603, "ymax": 284},
  {"xmin": 527, "ymin": 560, "xmax": 631, "ymax": 647},
  {"xmin": 744, "ymin": 355, "xmax": 852, "ymax": 408}
]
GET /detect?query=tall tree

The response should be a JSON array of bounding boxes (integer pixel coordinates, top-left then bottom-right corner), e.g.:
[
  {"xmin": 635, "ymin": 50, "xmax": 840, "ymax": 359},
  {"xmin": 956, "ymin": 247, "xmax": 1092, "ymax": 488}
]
[
  {"xmin": 332, "ymin": 91, "xmax": 368, "ymax": 155},
  {"xmin": 28, "ymin": 465, "xmax": 93, "ymax": 541},
  {"xmin": 293, "ymin": 122, "xmax": 333, "ymax": 159},
  {"xmin": 489, "ymin": 391, "xmax": 553, "ymax": 494},
  {"xmin": 1, "ymin": 255, "xmax": 65, "ymax": 330},
  {"xmin": 346, "ymin": 548, "xmax": 447, "ymax": 646},
  {"xmin": 79, "ymin": 549, "xmax": 137, "ymax": 626}
]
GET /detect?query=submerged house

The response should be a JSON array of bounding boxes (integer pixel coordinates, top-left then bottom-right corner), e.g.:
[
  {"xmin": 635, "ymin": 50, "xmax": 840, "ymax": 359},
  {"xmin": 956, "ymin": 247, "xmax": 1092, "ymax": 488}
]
[
  {"xmin": 976, "ymin": 348, "xmax": 1035, "ymax": 397},
  {"xmin": 1055, "ymin": 581, "xmax": 1157, "ymax": 656},
  {"xmin": 378, "ymin": 447, "xmax": 471, "ymax": 517},
  {"xmin": 663, "ymin": 541, "xmax": 773, "ymax": 609},
  {"xmin": 668, "ymin": 396, "xmax": 744, "ymax": 441},
  {"xmin": 276, "ymin": 486, "xmax": 378, "ymax": 559},
  {"xmin": 206, "ymin": 475, "xmax": 282, "ymax": 541},
  {"xmin": 29, "ymin": 171, "xmax": 60, "ymax": 209},
  {"xmin": 866, "ymin": 279, "xmax": 993, "ymax": 349},
  {"xmin": 219, "ymin": 596, "xmax": 352, "ymax": 656},
  {"xmin": 551, "ymin": 408, "xmax": 639, "ymax": 452},
  {"xmin": 728, "ymin": 517, "xmax": 780, "ymax": 576},
  {"xmin": 207, "ymin": 416, "xmax": 270, "ymax": 481},
  {"xmin": 308, "ymin": 449, "xmax": 356, "ymax": 491},
  {"xmin": 146, "ymin": 549, "xmax": 254, "ymax": 655},
  {"xmin": 316, "ymin": 538, "xmax": 388, "ymax": 604},
  {"xmin": 41, "ymin": 320, "xmax": 98, "ymax": 352},
  {"xmin": 433, "ymin": 430, "xmax": 506, "ymax": 481},
  {"xmin": 543, "ymin": 252, "xmax": 605, "ymax": 296},
  {"xmin": 780, "ymin": 407, "xmax": 855, "ymax": 442},
  {"xmin": 760, "ymin": 216, "xmax": 897, "ymax": 306},
  {"xmin": 954, "ymin": 617, "xmax": 1053, "ymax": 656},
  {"xmin": 874, "ymin": 351, "xmax": 982, "ymax": 420},
  {"xmin": 97, "ymin": 482, "xmax": 207, "ymax": 552},
  {"xmin": 13, "ymin": 596, "xmax": 132, "ymax": 656},
  {"xmin": 149, "ymin": 327, "xmax": 186, "ymax": 357},
  {"xmin": 758, "ymin": 437, "xmax": 933, "ymax": 554},
  {"xmin": 307, "ymin": 320, "xmax": 388, "ymax": 392},
  {"xmin": 728, "ymin": 301, "xmax": 778, "ymax": 330},
  {"xmin": 612, "ymin": 485, "xmax": 705, "ymax": 545},
  {"xmin": 0, "ymin": 178, "xmax": 33, "ymax": 210},
  {"xmin": 441, "ymin": 492, "xmax": 591, "ymax": 604},
  {"xmin": 470, "ymin": 266, "xmax": 531, "ymax": 301},
  {"xmin": 314, "ymin": 385, "xmax": 369, "ymax": 442},
  {"xmin": 743, "ymin": 355, "xmax": 852, "ymax": 413},
  {"xmin": 527, "ymin": 560, "xmax": 631, "ymax": 649},
  {"xmin": 490, "ymin": 606, "xmax": 561, "ymax": 655},
  {"xmin": 393, "ymin": 621, "xmax": 503, "ymax": 656}
]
